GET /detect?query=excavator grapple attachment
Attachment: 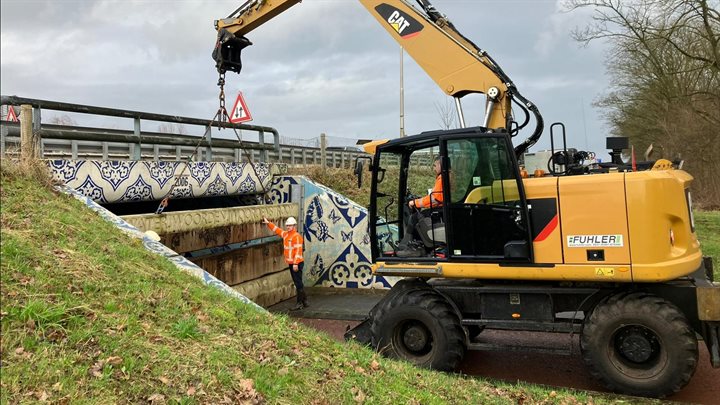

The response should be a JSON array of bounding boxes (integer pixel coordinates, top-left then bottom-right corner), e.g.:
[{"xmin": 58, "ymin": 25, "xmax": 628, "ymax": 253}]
[{"xmin": 213, "ymin": 29, "xmax": 252, "ymax": 74}]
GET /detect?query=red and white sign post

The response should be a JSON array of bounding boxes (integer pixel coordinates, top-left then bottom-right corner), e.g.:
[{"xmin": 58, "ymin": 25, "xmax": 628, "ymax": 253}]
[
  {"xmin": 3, "ymin": 106, "xmax": 19, "ymax": 122},
  {"xmin": 228, "ymin": 92, "xmax": 253, "ymax": 124}
]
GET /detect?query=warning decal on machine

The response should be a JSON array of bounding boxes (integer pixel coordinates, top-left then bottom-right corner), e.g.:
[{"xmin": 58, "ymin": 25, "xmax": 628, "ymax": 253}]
[{"xmin": 567, "ymin": 234, "xmax": 623, "ymax": 248}]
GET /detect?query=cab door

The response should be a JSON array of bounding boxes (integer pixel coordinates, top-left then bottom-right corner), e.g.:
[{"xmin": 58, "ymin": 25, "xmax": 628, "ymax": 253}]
[{"xmin": 443, "ymin": 134, "xmax": 532, "ymax": 262}]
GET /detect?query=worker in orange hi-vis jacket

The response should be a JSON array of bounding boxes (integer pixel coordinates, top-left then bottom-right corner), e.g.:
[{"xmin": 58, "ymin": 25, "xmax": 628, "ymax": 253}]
[
  {"xmin": 398, "ymin": 155, "xmax": 445, "ymax": 258},
  {"xmin": 262, "ymin": 216, "xmax": 307, "ymax": 310}
]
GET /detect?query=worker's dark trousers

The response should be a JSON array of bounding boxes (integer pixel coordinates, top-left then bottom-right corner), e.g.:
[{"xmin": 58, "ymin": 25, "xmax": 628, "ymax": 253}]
[
  {"xmin": 291, "ymin": 262, "xmax": 307, "ymax": 305},
  {"xmin": 399, "ymin": 210, "xmax": 428, "ymax": 248}
]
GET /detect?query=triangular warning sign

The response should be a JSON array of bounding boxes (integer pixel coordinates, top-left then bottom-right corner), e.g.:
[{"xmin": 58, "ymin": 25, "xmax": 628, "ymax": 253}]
[
  {"xmin": 229, "ymin": 92, "xmax": 253, "ymax": 124},
  {"xmin": 5, "ymin": 106, "xmax": 19, "ymax": 122}
]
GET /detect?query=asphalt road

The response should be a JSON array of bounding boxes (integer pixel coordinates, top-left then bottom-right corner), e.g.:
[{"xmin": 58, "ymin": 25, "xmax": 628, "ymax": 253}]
[{"xmin": 296, "ymin": 318, "xmax": 720, "ymax": 404}]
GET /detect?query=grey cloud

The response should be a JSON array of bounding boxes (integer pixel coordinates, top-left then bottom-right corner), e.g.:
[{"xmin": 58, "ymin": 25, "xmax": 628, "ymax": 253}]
[{"xmin": 1, "ymin": 0, "xmax": 611, "ymax": 155}]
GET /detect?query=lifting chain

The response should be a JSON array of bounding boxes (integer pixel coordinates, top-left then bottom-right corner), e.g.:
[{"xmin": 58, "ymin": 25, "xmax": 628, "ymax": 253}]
[
  {"xmin": 218, "ymin": 71, "xmax": 228, "ymax": 123},
  {"xmin": 153, "ymin": 71, "xmax": 268, "ymax": 215}
]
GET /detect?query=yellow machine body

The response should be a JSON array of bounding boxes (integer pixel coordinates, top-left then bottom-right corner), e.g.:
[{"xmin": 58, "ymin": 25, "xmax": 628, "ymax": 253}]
[{"xmin": 375, "ymin": 169, "xmax": 701, "ymax": 283}]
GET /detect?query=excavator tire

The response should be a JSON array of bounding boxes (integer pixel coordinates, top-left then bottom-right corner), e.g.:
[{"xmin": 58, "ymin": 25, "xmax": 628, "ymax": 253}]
[
  {"xmin": 581, "ymin": 292, "xmax": 698, "ymax": 398},
  {"xmin": 371, "ymin": 288, "xmax": 465, "ymax": 371}
]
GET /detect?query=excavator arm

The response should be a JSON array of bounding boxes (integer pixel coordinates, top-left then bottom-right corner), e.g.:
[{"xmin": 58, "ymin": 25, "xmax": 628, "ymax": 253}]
[{"xmin": 213, "ymin": 0, "xmax": 543, "ymax": 156}]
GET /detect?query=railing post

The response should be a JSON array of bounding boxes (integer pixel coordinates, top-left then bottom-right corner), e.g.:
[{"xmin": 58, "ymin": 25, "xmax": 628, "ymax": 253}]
[
  {"xmin": 320, "ymin": 132, "xmax": 327, "ymax": 170},
  {"xmin": 32, "ymin": 107, "xmax": 43, "ymax": 157},
  {"xmin": 1, "ymin": 121, "xmax": 7, "ymax": 157},
  {"xmin": 20, "ymin": 104, "xmax": 40, "ymax": 162},
  {"xmin": 273, "ymin": 130, "xmax": 280, "ymax": 157},
  {"xmin": 259, "ymin": 130, "xmax": 268, "ymax": 162},
  {"xmin": 133, "ymin": 117, "xmax": 142, "ymax": 160},
  {"xmin": 204, "ymin": 126, "xmax": 212, "ymax": 162}
]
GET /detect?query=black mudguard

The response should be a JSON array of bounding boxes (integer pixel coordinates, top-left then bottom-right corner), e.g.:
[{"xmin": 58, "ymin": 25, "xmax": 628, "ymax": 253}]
[
  {"xmin": 703, "ymin": 321, "xmax": 720, "ymax": 368},
  {"xmin": 344, "ymin": 278, "xmax": 431, "ymax": 345}
]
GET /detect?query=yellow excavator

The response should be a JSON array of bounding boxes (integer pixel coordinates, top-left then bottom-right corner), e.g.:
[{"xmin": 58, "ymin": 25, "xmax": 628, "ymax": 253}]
[{"xmin": 213, "ymin": 0, "xmax": 719, "ymax": 398}]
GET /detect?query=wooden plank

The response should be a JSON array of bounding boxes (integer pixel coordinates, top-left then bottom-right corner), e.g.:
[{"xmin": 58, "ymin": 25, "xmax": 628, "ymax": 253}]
[
  {"xmin": 122, "ymin": 203, "xmax": 298, "ymax": 234},
  {"xmin": 191, "ymin": 242, "xmax": 286, "ymax": 285},
  {"xmin": 233, "ymin": 270, "xmax": 295, "ymax": 308}
]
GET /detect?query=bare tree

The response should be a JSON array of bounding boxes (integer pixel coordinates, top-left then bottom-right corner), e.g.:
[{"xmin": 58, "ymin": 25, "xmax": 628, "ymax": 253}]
[
  {"xmin": 157, "ymin": 123, "xmax": 188, "ymax": 135},
  {"xmin": 434, "ymin": 98, "xmax": 457, "ymax": 130},
  {"xmin": 565, "ymin": 0, "xmax": 720, "ymax": 207},
  {"xmin": 48, "ymin": 114, "xmax": 78, "ymax": 126}
]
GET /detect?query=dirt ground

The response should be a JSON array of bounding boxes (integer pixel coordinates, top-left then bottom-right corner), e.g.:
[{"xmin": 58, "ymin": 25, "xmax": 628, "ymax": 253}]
[{"xmin": 296, "ymin": 318, "xmax": 720, "ymax": 404}]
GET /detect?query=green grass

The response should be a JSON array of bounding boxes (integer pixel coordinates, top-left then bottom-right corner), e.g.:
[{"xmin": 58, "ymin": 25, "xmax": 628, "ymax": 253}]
[
  {"xmin": 695, "ymin": 211, "xmax": 720, "ymax": 280},
  {"xmin": 1, "ymin": 160, "xmax": 640, "ymax": 404}
]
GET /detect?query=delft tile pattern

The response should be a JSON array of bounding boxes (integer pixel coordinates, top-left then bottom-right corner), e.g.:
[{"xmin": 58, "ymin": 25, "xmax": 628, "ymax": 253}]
[
  {"xmin": 269, "ymin": 176, "xmax": 401, "ymax": 289},
  {"xmin": 57, "ymin": 185, "xmax": 265, "ymax": 312},
  {"xmin": 47, "ymin": 160, "xmax": 279, "ymax": 204}
]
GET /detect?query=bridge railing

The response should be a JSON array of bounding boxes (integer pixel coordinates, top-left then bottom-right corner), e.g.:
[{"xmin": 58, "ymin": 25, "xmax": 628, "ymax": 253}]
[{"xmin": 1, "ymin": 96, "xmax": 366, "ymax": 168}]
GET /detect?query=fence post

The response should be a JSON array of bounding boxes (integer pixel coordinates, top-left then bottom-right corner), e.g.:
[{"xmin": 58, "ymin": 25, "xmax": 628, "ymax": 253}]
[
  {"xmin": 320, "ymin": 133, "xmax": 327, "ymax": 170},
  {"xmin": 132, "ymin": 117, "xmax": 142, "ymax": 160},
  {"xmin": 259, "ymin": 130, "xmax": 268, "ymax": 162},
  {"xmin": 204, "ymin": 126, "xmax": 212, "ymax": 162},
  {"xmin": 20, "ymin": 104, "xmax": 40, "ymax": 162}
]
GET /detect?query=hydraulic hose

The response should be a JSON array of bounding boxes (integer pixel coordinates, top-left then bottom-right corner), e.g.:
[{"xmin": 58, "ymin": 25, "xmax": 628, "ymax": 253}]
[{"xmin": 415, "ymin": 0, "xmax": 544, "ymax": 157}]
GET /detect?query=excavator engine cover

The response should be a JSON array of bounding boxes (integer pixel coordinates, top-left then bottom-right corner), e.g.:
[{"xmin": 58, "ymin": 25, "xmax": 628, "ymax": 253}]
[{"xmin": 213, "ymin": 29, "xmax": 252, "ymax": 74}]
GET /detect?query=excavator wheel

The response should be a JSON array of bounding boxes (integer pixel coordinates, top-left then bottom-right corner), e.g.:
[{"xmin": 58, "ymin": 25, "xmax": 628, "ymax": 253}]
[
  {"xmin": 581, "ymin": 292, "xmax": 698, "ymax": 398},
  {"xmin": 371, "ymin": 288, "xmax": 465, "ymax": 371}
]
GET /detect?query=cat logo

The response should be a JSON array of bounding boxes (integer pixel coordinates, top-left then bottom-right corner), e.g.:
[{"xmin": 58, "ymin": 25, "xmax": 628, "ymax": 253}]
[{"xmin": 375, "ymin": 3, "xmax": 424, "ymax": 39}]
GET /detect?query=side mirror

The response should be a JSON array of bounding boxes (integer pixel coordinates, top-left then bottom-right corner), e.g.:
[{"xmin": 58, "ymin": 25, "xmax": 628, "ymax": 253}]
[
  {"xmin": 354, "ymin": 156, "xmax": 372, "ymax": 188},
  {"xmin": 354, "ymin": 160, "xmax": 364, "ymax": 188}
]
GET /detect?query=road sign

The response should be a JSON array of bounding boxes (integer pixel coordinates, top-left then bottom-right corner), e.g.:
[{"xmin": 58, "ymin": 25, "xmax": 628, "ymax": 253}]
[
  {"xmin": 4, "ymin": 105, "xmax": 19, "ymax": 122},
  {"xmin": 229, "ymin": 92, "xmax": 253, "ymax": 123}
]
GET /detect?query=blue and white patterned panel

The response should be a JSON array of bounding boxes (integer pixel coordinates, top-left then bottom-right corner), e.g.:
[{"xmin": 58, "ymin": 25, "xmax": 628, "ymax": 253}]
[
  {"xmin": 47, "ymin": 160, "xmax": 284, "ymax": 204},
  {"xmin": 57, "ymin": 185, "xmax": 264, "ymax": 311},
  {"xmin": 270, "ymin": 175, "xmax": 400, "ymax": 290}
]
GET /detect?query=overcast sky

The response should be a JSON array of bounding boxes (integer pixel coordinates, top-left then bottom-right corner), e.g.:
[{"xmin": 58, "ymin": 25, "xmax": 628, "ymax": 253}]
[{"xmin": 1, "ymin": 0, "xmax": 612, "ymax": 155}]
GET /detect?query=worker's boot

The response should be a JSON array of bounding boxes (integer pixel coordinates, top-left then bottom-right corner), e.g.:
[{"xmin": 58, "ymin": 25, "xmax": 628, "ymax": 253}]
[
  {"xmin": 291, "ymin": 291, "xmax": 307, "ymax": 311},
  {"xmin": 397, "ymin": 240, "xmax": 425, "ymax": 258},
  {"xmin": 301, "ymin": 291, "xmax": 309, "ymax": 308},
  {"xmin": 291, "ymin": 294, "xmax": 303, "ymax": 311},
  {"xmin": 397, "ymin": 232, "xmax": 413, "ymax": 251}
]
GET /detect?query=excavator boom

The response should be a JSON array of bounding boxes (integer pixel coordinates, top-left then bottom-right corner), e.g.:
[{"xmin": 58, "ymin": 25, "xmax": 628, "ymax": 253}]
[{"xmin": 214, "ymin": 0, "xmax": 543, "ymax": 145}]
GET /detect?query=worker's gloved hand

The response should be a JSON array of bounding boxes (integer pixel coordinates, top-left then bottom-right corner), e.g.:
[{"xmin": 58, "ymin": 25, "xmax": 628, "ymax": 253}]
[{"xmin": 262, "ymin": 216, "xmax": 269, "ymax": 224}]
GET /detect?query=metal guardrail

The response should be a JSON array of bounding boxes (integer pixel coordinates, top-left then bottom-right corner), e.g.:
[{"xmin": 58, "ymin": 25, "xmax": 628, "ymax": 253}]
[{"xmin": 1, "ymin": 96, "xmax": 366, "ymax": 167}]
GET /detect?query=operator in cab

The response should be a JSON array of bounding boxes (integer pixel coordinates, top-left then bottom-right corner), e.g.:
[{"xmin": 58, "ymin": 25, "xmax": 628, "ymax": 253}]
[{"xmin": 397, "ymin": 156, "xmax": 444, "ymax": 257}]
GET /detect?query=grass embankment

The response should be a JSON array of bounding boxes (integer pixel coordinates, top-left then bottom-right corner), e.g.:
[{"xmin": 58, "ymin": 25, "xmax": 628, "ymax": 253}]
[{"xmin": 1, "ymin": 162, "xmax": 628, "ymax": 403}]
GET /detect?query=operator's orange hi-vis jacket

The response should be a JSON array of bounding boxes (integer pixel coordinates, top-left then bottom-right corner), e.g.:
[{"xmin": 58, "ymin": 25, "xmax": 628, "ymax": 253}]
[
  {"xmin": 413, "ymin": 174, "xmax": 444, "ymax": 209},
  {"xmin": 267, "ymin": 222, "xmax": 304, "ymax": 265}
]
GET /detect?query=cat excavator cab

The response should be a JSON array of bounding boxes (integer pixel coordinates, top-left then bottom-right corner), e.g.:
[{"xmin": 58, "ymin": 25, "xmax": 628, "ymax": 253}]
[{"xmin": 213, "ymin": 0, "xmax": 719, "ymax": 398}]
